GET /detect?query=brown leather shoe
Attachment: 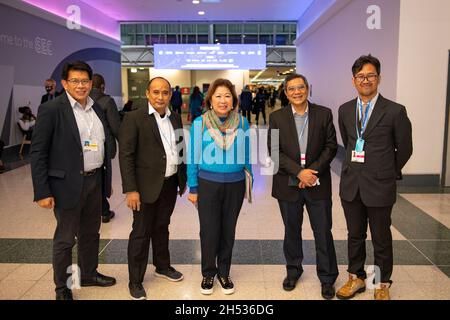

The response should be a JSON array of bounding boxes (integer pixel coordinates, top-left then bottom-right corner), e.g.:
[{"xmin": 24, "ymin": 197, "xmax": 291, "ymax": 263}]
[
  {"xmin": 374, "ymin": 284, "xmax": 390, "ymax": 300},
  {"xmin": 336, "ymin": 274, "xmax": 366, "ymax": 300}
]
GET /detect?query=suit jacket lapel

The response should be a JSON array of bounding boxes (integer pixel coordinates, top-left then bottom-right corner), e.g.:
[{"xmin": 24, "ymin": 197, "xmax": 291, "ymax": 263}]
[
  {"xmin": 363, "ymin": 94, "xmax": 387, "ymax": 139},
  {"xmin": 147, "ymin": 112, "xmax": 164, "ymax": 149},
  {"xmin": 347, "ymin": 98, "xmax": 358, "ymax": 139},
  {"xmin": 305, "ymin": 102, "xmax": 315, "ymax": 155},
  {"xmin": 60, "ymin": 94, "xmax": 82, "ymax": 150},
  {"xmin": 169, "ymin": 112, "xmax": 182, "ymax": 144},
  {"xmin": 285, "ymin": 105, "xmax": 301, "ymax": 158},
  {"xmin": 92, "ymin": 103, "xmax": 107, "ymax": 130}
]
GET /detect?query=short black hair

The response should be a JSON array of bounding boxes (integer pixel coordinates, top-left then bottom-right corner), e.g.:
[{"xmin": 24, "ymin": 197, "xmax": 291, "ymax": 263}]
[
  {"xmin": 283, "ymin": 73, "xmax": 309, "ymax": 90},
  {"xmin": 92, "ymin": 73, "xmax": 105, "ymax": 89},
  {"xmin": 61, "ymin": 61, "xmax": 93, "ymax": 80},
  {"xmin": 147, "ymin": 77, "xmax": 172, "ymax": 91},
  {"xmin": 352, "ymin": 54, "xmax": 381, "ymax": 76}
]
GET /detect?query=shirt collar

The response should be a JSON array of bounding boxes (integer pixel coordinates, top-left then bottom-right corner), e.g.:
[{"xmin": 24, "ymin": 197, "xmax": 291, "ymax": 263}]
[
  {"xmin": 148, "ymin": 103, "xmax": 171, "ymax": 119},
  {"xmin": 357, "ymin": 93, "xmax": 379, "ymax": 107},
  {"xmin": 291, "ymin": 102, "xmax": 309, "ymax": 116},
  {"xmin": 66, "ymin": 92, "xmax": 94, "ymax": 111}
]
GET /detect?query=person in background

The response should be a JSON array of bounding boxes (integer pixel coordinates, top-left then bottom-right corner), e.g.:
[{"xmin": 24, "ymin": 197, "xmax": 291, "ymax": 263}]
[
  {"xmin": 239, "ymin": 85, "xmax": 253, "ymax": 124},
  {"xmin": 18, "ymin": 106, "xmax": 36, "ymax": 140},
  {"xmin": 120, "ymin": 100, "xmax": 134, "ymax": 121},
  {"xmin": 270, "ymin": 87, "xmax": 277, "ymax": 109},
  {"xmin": 41, "ymin": 78, "xmax": 59, "ymax": 104},
  {"xmin": 189, "ymin": 86, "xmax": 204, "ymax": 122},
  {"xmin": 90, "ymin": 73, "xmax": 121, "ymax": 223},
  {"xmin": 279, "ymin": 83, "xmax": 289, "ymax": 108},
  {"xmin": 253, "ymin": 87, "xmax": 267, "ymax": 125},
  {"xmin": 171, "ymin": 86, "xmax": 183, "ymax": 114},
  {"xmin": 187, "ymin": 78, "xmax": 252, "ymax": 296}
]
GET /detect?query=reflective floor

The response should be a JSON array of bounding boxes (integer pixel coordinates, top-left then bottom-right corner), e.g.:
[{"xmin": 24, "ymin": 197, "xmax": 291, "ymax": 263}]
[{"xmin": 0, "ymin": 111, "xmax": 449, "ymax": 300}]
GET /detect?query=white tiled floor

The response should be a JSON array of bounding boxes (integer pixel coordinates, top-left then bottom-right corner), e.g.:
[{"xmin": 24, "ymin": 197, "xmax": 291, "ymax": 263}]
[
  {"xmin": 0, "ymin": 123, "xmax": 449, "ymax": 300},
  {"xmin": 0, "ymin": 264, "xmax": 449, "ymax": 300}
]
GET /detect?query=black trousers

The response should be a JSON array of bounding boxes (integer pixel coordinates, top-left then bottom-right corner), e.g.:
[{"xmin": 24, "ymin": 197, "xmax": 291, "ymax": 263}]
[
  {"xmin": 255, "ymin": 107, "xmax": 266, "ymax": 124},
  {"xmin": 101, "ymin": 168, "xmax": 110, "ymax": 217},
  {"xmin": 0, "ymin": 139, "xmax": 4, "ymax": 158},
  {"xmin": 278, "ymin": 190, "xmax": 338, "ymax": 284},
  {"xmin": 128, "ymin": 175, "xmax": 178, "ymax": 285},
  {"xmin": 198, "ymin": 178, "xmax": 245, "ymax": 277},
  {"xmin": 172, "ymin": 104, "xmax": 182, "ymax": 114},
  {"xmin": 53, "ymin": 169, "xmax": 102, "ymax": 291},
  {"xmin": 241, "ymin": 109, "xmax": 252, "ymax": 124},
  {"xmin": 341, "ymin": 191, "xmax": 393, "ymax": 283}
]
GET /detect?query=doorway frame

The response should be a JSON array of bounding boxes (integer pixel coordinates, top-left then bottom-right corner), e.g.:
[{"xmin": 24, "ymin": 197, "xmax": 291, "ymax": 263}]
[{"xmin": 441, "ymin": 51, "xmax": 450, "ymax": 186}]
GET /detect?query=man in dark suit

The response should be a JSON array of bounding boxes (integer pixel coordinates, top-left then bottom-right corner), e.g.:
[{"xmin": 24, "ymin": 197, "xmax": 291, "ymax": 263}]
[
  {"xmin": 119, "ymin": 77, "xmax": 187, "ymax": 300},
  {"xmin": 268, "ymin": 74, "xmax": 339, "ymax": 300},
  {"xmin": 336, "ymin": 55, "xmax": 412, "ymax": 300},
  {"xmin": 30, "ymin": 61, "xmax": 117, "ymax": 300},
  {"xmin": 90, "ymin": 73, "xmax": 121, "ymax": 223},
  {"xmin": 40, "ymin": 78, "xmax": 60, "ymax": 104}
]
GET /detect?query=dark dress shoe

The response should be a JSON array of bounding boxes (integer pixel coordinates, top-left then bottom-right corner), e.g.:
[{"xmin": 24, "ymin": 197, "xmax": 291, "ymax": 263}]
[
  {"xmin": 56, "ymin": 288, "xmax": 73, "ymax": 300},
  {"xmin": 321, "ymin": 283, "xmax": 335, "ymax": 300},
  {"xmin": 102, "ymin": 210, "xmax": 115, "ymax": 223},
  {"xmin": 283, "ymin": 277, "xmax": 299, "ymax": 291},
  {"xmin": 81, "ymin": 272, "xmax": 116, "ymax": 287}
]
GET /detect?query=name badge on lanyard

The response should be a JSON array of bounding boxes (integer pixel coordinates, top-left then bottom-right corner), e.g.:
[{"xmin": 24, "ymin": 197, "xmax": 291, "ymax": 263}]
[
  {"xmin": 83, "ymin": 139, "xmax": 98, "ymax": 152},
  {"xmin": 352, "ymin": 99, "xmax": 371, "ymax": 163},
  {"xmin": 298, "ymin": 116, "xmax": 308, "ymax": 167}
]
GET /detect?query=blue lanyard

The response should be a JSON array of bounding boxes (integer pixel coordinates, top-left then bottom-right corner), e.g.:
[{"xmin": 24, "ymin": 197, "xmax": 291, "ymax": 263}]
[
  {"xmin": 355, "ymin": 99, "xmax": 372, "ymax": 139},
  {"xmin": 299, "ymin": 116, "xmax": 308, "ymax": 142}
]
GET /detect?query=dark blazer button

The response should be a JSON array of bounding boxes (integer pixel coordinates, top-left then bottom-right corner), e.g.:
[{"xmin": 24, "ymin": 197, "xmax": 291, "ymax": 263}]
[
  {"xmin": 163, "ymin": 155, "xmax": 166, "ymax": 159},
  {"xmin": 80, "ymin": 170, "xmax": 83, "ymax": 175}
]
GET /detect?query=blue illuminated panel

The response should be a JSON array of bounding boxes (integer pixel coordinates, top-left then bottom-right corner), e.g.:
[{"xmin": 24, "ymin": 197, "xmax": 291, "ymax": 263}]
[{"xmin": 154, "ymin": 44, "xmax": 266, "ymax": 70}]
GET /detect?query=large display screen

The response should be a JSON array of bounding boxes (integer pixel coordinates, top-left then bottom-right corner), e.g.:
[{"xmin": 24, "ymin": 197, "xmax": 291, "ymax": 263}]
[{"xmin": 154, "ymin": 44, "xmax": 266, "ymax": 70}]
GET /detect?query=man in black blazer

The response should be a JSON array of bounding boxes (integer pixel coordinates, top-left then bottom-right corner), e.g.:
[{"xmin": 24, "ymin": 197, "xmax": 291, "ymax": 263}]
[
  {"xmin": 119, "ymin": 77, "xmax": 187, "ymax": 300},
  {"xmin": 30, "ymin": 61, "xmax": 116, "ymax": 300},
  {"xmin": 268, "ymin": 74, "xmax": 339, "ymax": 300},
  {"xmin": 336, "ymin": 55, "xmax": 412, "ymax": 300},
  {"xmin": 40, "ymin": 78, "xmax": 60, "ymax": 104},
  {"xmin": 90, "ymin": 73, "xmax": 121, "ymax": 223}
]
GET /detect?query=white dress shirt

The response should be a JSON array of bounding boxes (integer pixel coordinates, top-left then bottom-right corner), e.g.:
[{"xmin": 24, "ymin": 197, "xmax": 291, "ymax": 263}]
[
  {"xmin": 148, "ymin": 103, "xmax": 178, "ymax": 177},
  {"xmin": 67, "ymin": 93, "xmax": 105, "ymax": 172}
]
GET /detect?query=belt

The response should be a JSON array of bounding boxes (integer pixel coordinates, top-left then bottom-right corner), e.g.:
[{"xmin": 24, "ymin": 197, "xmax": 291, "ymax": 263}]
[{"xmin": 81, "ymin": 168, "xmax": 98, "ymax": 176}]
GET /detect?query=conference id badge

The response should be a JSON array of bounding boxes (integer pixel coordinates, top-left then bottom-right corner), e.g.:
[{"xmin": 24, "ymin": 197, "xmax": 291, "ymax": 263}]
[
  {"xmin": 83, "ymin": 140, "xmax": 98, "ymax": 152},
  {"xmin": 300, "ymin": 153, "xmax": 306, "ymax": 166},
  {"xmin": 355, "ymin": 138, "xmax": 365, "ymax": 152},
  {"xmin": 351, "ymin": 150, "xmax": 365, "ymax": 163}
]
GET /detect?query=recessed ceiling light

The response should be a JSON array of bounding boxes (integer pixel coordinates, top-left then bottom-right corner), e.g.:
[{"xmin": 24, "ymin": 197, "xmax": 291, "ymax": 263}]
[
  {"xmin": 192, "ymin": 0, "xmax": 200, "ymax": 4},
  {"xmin": 198, "ymin": 11, "xmax": 205, "ymax": 15}
]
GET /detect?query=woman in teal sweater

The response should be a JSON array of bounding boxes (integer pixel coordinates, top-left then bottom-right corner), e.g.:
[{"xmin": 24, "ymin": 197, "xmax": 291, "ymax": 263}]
[{"xmin": 187, "ymin": 78, "xmax": 252, "ymax": 295}]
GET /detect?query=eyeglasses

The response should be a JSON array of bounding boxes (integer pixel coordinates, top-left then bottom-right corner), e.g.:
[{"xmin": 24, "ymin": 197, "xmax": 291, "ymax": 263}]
[
  {"xmin": 67, "ymin": 78, "xmax": 91, "ymax": 86},
  {"xmin": 286, "ymin": 85, "xmax": 307, "ymax": 93},
  {"xmin": 354, "ymin": 74, "xmax": 378, "ymax": 83}
]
